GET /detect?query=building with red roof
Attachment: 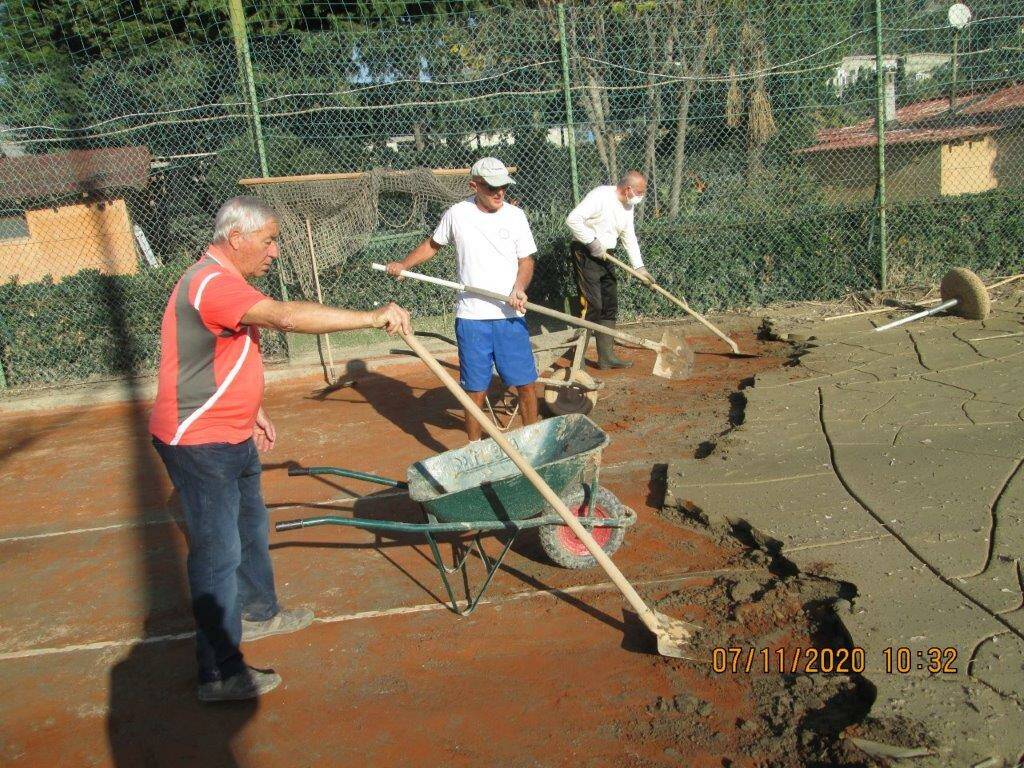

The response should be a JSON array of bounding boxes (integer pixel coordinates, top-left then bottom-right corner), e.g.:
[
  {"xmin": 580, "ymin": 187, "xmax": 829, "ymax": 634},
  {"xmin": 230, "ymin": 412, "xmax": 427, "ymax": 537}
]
[
  {"xmin": 799, "ymin": 84, "xmax": 1024, "ymax": 203},
  {"xmin": 0, "ymin": 146, "xmax": 152, "ymax": 283}
]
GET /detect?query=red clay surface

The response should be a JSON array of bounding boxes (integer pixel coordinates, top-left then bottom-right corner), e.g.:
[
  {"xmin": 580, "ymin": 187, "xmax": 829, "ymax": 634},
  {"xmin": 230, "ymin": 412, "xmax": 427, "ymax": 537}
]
[{"xmin": 0, "ymin": 325, "xmax": 856, "ymax": 767}]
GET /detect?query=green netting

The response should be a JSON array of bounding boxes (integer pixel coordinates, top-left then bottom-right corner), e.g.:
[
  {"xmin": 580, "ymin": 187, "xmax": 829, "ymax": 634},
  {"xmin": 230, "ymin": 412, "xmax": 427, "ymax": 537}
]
[
  {"xmin": 0, "ymin": 0, "xmax": 1021, "ymax": 390},
  {"xmin": 241, "ymin": 167, "xmax": 469, "ymax": 298}
]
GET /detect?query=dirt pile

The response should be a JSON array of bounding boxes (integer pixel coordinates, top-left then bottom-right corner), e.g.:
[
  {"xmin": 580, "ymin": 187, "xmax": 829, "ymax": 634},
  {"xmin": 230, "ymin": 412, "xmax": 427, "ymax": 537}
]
[{"xmin": 631, "ymin": 504, "xmax": 934, "ymax": 767}]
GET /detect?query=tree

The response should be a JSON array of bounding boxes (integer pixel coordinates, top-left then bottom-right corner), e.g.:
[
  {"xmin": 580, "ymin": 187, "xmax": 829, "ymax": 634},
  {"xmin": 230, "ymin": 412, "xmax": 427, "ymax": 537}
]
[
  {"xmin": 640, "ymin": 3, "xmax": 680, "ymax": 219},
  {"xmin": 727, "ymin": 20, "xmax": 777, "ymax": 179},
  {"xmin": 567, "ymin": 5, "xmax": 621, "ymax": 180},
  {"xmin": 666, "ymin": 0, "xmax": 720, "ymax": 217}
]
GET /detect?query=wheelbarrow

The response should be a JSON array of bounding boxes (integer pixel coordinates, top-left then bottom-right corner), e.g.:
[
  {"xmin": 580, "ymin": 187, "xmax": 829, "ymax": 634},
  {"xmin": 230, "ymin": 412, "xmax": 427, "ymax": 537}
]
[{"xmin": 276, "ymin": 414, "xmax": 636, "ymax": 616}]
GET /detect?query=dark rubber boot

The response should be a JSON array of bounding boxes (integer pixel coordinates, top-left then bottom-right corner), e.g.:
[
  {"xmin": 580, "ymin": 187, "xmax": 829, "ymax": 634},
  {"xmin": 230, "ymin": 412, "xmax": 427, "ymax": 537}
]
[{"xmin": 596, "ymin": 321, "xmax": 633, "ymax": 369}]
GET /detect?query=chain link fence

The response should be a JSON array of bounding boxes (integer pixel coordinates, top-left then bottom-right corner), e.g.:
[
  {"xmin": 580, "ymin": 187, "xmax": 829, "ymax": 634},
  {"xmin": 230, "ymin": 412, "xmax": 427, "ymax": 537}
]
[{"xmin": 0, "ymin": 0, "xmax": 1021, "ymax": 391}]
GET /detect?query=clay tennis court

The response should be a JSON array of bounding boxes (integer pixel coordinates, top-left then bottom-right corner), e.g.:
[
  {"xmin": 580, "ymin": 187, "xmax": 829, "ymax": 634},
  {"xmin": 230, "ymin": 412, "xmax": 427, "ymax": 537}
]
[{"xmin": 0, "ymin": 321, "xmax": 873, "ymax": 768}]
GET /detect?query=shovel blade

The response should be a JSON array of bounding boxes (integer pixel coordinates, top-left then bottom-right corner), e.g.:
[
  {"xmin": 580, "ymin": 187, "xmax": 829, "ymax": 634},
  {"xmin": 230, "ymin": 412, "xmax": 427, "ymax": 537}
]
[
  {"xmin": 652, "ymin": 610, "xmax": 702, "ymax": 659},
  {"xmin": 652, "ymin": 330, "xmax": 695, "ymax": 380}
]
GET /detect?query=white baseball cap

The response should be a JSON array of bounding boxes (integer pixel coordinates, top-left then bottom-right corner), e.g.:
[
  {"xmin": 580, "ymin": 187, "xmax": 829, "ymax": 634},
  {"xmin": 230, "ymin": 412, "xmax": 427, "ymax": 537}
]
[{"xmin": 470, "ymin": 157, "xmax": 515, "ymax": 187}]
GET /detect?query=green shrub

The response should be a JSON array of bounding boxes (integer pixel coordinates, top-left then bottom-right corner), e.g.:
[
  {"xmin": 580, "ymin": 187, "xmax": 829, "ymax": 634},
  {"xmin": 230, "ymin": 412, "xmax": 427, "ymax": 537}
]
[{"xmin": 0, "ymin": 256, "xmax": 285, "ymax": 387}]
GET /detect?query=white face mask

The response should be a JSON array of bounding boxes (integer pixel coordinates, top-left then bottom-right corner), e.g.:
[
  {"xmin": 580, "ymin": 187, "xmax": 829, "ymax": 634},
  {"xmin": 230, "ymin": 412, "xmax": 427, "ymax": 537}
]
[{"xmin": 628, "ymin": 194, "xmax": 645, "ymax": 207}]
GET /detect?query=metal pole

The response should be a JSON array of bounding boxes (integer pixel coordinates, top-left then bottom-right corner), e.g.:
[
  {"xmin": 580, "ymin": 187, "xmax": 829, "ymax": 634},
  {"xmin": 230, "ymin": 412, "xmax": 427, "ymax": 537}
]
[
  {"xmin": 306, "ymin": 217, "xmax": 337, "ymax": 382},
  {"xmin": 0, "ymin": 298, "xmax": 9, "ymax": 390},
  {"xmin": 227, "ymin": 0, "xmax": 293, "ymax": 364},
  {"xmin": 557, "ymin": 3, "xmax": 581, "ymax": 205},
  {"xmin": 227, "ymin": 0, "xmax": 269, "ymax": 178},
  {"xmin": 874, "ymin": 0, "xmax": 888, "ymax": 291},
  {"xmin": 874, "ymin": 299, "xmax": 958, "ymax": 332},
  {"xmin": 950, "ymin": 28, "xmax": 959, "ymax": 109}
]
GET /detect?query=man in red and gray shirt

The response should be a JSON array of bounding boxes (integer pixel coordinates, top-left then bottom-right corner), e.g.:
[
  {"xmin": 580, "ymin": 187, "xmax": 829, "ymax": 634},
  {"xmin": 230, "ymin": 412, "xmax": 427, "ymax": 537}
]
[{"xmin": 151, "ymin": 196, "xmax": 410, "ymax": 702}]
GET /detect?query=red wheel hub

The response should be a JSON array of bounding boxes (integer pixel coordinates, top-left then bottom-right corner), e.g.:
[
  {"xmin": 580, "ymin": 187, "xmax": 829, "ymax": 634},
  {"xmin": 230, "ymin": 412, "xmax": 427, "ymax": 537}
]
[{"xmin": 556, "ymin": 499, "xmax": 612, "ymax": 556}]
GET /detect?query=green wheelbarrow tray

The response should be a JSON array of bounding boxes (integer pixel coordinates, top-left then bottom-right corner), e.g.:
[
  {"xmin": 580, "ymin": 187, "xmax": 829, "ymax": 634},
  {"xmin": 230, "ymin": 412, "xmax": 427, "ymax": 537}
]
[{"xmin": 276, "ymin": 414, "xmax": 637, "ymax": 616}]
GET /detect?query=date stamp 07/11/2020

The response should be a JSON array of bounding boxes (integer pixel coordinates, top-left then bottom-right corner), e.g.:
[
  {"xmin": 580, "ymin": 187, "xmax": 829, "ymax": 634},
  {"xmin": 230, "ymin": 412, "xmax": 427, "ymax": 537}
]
[{"xmin": 710, "ymin": 646, "xmax": 959, "ymax": 675}]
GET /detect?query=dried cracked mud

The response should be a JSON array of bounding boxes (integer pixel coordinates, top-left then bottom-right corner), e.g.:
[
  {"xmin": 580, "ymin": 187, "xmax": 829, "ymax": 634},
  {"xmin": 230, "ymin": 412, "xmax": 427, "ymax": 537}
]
[{"xmin": 667, "ymin": 293, "xmax": 1024, "ymax": 766}]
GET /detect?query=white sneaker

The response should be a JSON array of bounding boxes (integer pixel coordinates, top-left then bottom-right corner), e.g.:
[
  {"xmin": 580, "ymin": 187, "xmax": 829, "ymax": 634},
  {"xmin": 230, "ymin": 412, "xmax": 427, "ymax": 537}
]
[{"xmin": 241, "ymin": 607, "xmax": 314, "ymax": 642}]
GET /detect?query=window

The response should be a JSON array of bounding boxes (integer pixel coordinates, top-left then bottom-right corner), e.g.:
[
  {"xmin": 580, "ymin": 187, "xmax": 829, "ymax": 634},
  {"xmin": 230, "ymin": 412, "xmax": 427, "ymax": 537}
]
[{"xmin": 0, "ymin": 212, "xmax": 28, "ymax": 240}]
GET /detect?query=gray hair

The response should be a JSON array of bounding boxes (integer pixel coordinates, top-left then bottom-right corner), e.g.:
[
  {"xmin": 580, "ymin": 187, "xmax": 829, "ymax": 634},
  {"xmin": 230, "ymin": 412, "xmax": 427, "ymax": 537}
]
[
  {"xmin": 617, "ymin": 169, "xmax": 646, "ymax": 188},
  {"xmin": 211, "ymin": 196, "xmax": 278, "ymax": 244}
]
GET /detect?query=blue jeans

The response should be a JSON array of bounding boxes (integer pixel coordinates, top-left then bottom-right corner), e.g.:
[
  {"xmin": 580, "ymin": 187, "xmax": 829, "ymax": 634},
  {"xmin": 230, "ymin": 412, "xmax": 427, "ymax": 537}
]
[{"xmin": 153, "ymin": 437, "xmax": 280, "ymax": 683}]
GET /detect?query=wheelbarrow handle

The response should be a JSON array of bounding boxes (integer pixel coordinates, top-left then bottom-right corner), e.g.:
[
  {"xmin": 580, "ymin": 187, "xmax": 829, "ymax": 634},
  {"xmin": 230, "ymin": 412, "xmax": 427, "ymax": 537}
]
[{"xmin": 288, "ymin": 465, "xmax": 408, "ymax": 489}]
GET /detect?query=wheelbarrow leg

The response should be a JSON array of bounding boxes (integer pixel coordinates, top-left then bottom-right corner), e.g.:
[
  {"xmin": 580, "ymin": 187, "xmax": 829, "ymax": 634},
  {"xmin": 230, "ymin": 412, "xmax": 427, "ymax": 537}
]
[
  {"xmin": 424, "ymin": 530, "xmax": 518, "ymax": 617},
  {"xmin": 484, "ymin": 383, "xmax": 520, "ymax": 432},
  {"xmin": 421, "ymin": 508, "xmax": 475, "ymax": 579},
  {"xmin": 419, "ymin": 507, "xmax": 471, "ymax": 573},
  {"xmin": 571, "ymin": 329, "xmax": 589, "ymax": 373},
  {"xmin": 465, "ymin": 532, "xmax": 515, "ymax": 615}
]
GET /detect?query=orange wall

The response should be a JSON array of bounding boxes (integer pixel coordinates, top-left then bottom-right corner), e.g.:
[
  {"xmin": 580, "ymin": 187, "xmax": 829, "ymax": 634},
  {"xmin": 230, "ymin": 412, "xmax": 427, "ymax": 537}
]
[
  {"xmin": 0, "ymin": 199, "xmax": 138, "ymax": 284},
  {"xmin": 940, "ymin": 136, "xmax": 998, "ymax": 196}
]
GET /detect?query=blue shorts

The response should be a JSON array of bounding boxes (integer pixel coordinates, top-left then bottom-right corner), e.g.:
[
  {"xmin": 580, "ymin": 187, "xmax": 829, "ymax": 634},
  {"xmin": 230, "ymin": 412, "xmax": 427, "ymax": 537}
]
[{"xmin": 455, "ymin": 317, "xmax": 538, "ymax": 392}]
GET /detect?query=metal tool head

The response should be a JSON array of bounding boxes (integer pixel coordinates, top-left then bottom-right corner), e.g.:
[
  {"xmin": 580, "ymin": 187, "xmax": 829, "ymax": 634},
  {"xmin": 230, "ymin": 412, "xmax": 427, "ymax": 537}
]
[
  {"xmin": 652, "ymin": 329, "xmax": 695, "ymax": 380},
  {"xmin": 652, "ymin": 610, "xmax": 702, "ymax": 659}
]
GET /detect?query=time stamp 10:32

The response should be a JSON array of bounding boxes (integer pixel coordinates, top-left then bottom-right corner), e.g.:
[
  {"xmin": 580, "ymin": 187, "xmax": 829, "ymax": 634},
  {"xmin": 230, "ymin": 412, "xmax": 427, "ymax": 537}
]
[{"xmin": 711, "ymin": 646, "xmax": 959, "ymax": 675}]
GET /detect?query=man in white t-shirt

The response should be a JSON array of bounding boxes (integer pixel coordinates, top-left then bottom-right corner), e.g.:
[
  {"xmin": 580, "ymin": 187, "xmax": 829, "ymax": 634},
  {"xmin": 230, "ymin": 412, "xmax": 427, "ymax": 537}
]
[
  {"xmin": 565, "ymin": 170, "xmax": 653, "ymax": 370},
  {"xmin": 386, "ymin": 157, "xmax": 539, "ymax": 442}
]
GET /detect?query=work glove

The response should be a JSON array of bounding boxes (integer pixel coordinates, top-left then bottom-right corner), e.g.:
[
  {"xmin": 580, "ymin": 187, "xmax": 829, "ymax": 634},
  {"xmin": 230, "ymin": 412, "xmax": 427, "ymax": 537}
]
[
  {"xmin": 586, "ymin": 239, "xmax": 606, "ymax": 260},
  {"xmin": 635, "ymin": 267, "xmax": 654, "ymax": 284}
]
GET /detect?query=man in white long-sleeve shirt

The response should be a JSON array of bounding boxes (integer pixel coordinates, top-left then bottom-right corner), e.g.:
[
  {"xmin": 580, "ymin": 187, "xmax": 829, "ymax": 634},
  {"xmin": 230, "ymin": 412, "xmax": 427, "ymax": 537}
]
[{"xmin": 565, "ymin": 170, "xmax": 653, "ymax": 370}]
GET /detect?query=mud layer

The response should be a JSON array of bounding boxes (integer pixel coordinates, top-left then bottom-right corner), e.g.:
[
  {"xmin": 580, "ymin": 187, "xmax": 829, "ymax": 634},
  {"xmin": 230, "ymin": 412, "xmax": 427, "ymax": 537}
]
[
  {"xmin": 668, "ymin": 296, "xmax": 1024, "ymax": 766},
  {"xmin": 0, "ymin": 319, "xmax": 939, "ymax": 766}
]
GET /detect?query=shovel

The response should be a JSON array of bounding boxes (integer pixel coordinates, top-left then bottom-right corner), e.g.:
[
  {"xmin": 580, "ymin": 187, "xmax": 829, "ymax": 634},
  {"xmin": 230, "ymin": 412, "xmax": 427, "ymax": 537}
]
[
  {"xmin": 371, "ymin": 263, "xmax": 694, "ymax": 380},
  {"xmin": 596, "ymin": 251, "xmax": 746, "ymax": 356},
  {"xmin": 400, "ymin": 328, "xmax": 700, "ymax": 658}
]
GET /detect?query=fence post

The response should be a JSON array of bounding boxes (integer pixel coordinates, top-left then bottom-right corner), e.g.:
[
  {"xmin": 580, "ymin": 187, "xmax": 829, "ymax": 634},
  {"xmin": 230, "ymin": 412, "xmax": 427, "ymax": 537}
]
[
  {"xmin": 557, "ymin": 3, "xmax": 581, "ymax": 206},
  {"xmin": 874, "ymin": 0, "xmax": 888, "ymax": 290},
  {"xmin": 227, "ymin": 0, "xmax": 269, "ymax": 178},
  {"xmin": 227, "ymin": 0, "xmax": 294, "ymax": 362}
]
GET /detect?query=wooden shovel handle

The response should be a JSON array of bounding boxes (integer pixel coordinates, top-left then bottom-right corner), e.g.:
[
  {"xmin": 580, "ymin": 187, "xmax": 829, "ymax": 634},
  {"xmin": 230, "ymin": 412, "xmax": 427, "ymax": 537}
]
[
  {"xmin": 599, "ymin": 252, "xmax": 741, "ymax": 355},
  {"xmin": 371, "ymin": 263, "xmax": 662, "ymax": 352},
  {"xmin": 400, "ymin": 330, "xmax": 661, "ymax": 634}
]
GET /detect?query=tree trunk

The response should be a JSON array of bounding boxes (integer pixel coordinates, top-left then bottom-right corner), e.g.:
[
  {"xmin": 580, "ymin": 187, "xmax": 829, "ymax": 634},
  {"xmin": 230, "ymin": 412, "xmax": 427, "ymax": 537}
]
[
  {"xmin": 668, "ymin": 8, "xmax": 716, "ymax": 218},
  {"xmin": 599, "ymin": 79, "xmax": 618, "ymax": 180},
  {"xmin": 640, "ymin": 10, "xmax": 677, "ymax": 222},
  {"xmin": 639, "ymin": 85, "xmax": 662, "ymax": 224},
  {"xmin": 668, "ymin": 86, "xmax": 695, "ymax": 217},
  {"xmin": 582, "ymin": 69, "xmax": 613, "ymax": 174},
  {"xmin": 412, "ymin": 78, "xmax": 426, "ymax": 152},
  {"xmin": 570, "ymin": 8, "xmax": 618, "ymax": 180}
]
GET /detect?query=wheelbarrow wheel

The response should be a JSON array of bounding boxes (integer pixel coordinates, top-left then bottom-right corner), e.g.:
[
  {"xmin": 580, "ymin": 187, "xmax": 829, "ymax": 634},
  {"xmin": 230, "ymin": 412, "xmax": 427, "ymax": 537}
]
[{"xmin": 539, "ymin": 486, "xmax": 629, "ymax": 569}]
